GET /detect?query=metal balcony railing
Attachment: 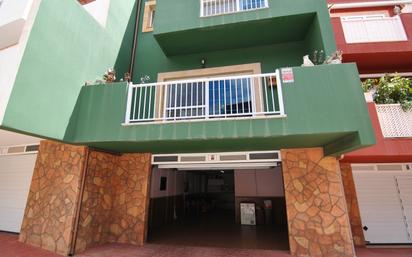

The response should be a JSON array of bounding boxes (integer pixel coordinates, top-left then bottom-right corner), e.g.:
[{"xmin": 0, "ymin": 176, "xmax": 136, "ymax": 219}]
[
  {"xmin": 124, "ymin": 71, "xmax": 285, "ymax": 124},
  {"xmin": 376, "ymin": 104, "xmax": 412, "ymax": 138},
  {"xmin": 200, "ymin": 0, "xmax": 268, "ymax": 17}
]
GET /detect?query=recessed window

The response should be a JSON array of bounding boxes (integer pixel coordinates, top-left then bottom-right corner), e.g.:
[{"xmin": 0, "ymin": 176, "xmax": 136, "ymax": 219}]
[{"xmin": 142, "ymin": 1, "xmax": 156, "ymax": 32}]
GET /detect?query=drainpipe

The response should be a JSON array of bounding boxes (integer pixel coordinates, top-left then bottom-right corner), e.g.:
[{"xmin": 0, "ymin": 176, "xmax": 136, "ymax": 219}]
[
  {"xmin": 68, "ymin": 148, "xmax": 90, "ymax": 256},
  {"xmin": 329, "ymin": 0, "xmax": 412, "ymax": 10},
  {"xmin": 129, "ymin": 0, "xmax": 143, "ymax": 82}
]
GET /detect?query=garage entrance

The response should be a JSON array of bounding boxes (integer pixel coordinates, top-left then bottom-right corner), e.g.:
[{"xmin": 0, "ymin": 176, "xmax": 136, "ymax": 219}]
[
  {"xmin": 352, "ymin": 163, "xmax": 412, "ymax": 244},
  {"xmin": 147, "ymin": 151, "xmax": 289, "ymax": 250},
  {"xmin": 0, "ymin": 144, "xmax": 39, "ymax": 233}
]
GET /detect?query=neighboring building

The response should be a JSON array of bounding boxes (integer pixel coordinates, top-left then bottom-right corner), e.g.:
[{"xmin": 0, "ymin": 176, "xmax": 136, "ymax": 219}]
[
  {"xmin": 0, "ymin": 130, "xmax": 40, "ymax": 233},
  {"xmin": 0, "ymin": 0, "xmax": 377, "ymax": 257},
  {"xmin": 0, "ymin": 0, "xmax": 42, "ymax": 234},
  {"xmin": 329, "ymin": 0, "xmax": 412, "ymax": 246}
]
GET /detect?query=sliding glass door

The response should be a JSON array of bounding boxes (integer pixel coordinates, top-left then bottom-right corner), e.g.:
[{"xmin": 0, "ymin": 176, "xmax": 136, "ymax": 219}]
[{"xmin": 165, "ymin": 77, "xmax": 253, "ymax": 120}]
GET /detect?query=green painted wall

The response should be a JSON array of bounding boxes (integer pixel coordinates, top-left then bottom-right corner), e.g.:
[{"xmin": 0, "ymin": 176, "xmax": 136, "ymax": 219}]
[
  {"xmin": 66, "ymin": 64, "xmax": 375, "ymax": 155},
  {"xmin": 1, "ymin": 0, "xmax": 137, "ymax": 140},
  {"xmin": 153, "ymin": 0, "xmax": 336, "ymax": 56},
  {"xmin": 132, "ymin": 0, "xmax": 336, "ymax": 83},
  {"xmin": 1, "ymin": 0, "xmax": 374, "ymax": 156}
]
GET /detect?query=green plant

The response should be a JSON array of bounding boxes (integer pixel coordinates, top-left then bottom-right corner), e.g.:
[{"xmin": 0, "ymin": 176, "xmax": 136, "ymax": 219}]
[
  {"xmin": 362, "ymin": 75, "xmax": 412, "ymax": 111},
  {"xmin": 361, "ymin": 78, "xmax": 377, "ymax": 93}
]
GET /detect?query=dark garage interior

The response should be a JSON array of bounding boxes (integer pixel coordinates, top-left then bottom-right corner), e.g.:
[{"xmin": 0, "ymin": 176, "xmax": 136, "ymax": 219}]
[{"xmin": 147, "ymin": 167, "xmax": 289, "ymax": 250}]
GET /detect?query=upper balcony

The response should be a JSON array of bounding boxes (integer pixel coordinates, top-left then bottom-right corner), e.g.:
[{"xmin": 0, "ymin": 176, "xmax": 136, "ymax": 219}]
[
  {"xmin": 329, "ymin": 2, "xmax": 412, "ymax": 73},
  {"xmin": 65, "ymin": 63, "xmax": 375, "ymax": 156},
  {"xmin": 342, "ymin": 102, "xmax": 412, "ymax": 163},
  {"xmin": 153, "ymin": 0, "xmax": 335, "ymax": 56}
]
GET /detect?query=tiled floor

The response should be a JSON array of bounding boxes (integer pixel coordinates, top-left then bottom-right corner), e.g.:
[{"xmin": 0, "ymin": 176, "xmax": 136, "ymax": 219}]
[
  {"xmin": 0, "ymin": 232, "xmax": 61, "ymax": 257},
  {"xmin": 76, "ymin": 243, "xmax": 292, "ymax": 257},
  {"xmin": 147, "ymin": 210, "xmax": 289, "ymax": 250},
  {"xmin": 1, "ymin": 232, "xmax": 412, "ymax": 257}
]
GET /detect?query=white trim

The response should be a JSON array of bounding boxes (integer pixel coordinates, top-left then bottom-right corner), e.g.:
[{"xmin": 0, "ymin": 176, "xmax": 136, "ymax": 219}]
[
  {"xmin": 159, "ymin": 162, "xmax": 277, "ymax": 170},
  {"xmin": 122, "ymin": 114, "xmax": 287, "ymax": 126},
  {"xmin": 330, "ymin": 1, "xmax": 412, "ymax": 10}
]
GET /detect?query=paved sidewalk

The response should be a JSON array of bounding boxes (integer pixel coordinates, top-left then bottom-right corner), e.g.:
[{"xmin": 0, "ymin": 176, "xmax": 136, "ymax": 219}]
[{"xmin": 1, "ymin": 232, "xmax": 411, "ymax": 257}]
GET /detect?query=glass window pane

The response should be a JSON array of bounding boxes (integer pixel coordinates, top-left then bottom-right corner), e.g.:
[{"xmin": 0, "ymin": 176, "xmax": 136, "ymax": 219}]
[{"xmin": 209, "ymin": 78, "xmax": 252, "ymax": 116}]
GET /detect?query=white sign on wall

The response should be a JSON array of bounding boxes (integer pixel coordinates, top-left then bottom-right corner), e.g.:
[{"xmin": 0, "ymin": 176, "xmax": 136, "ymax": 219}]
[{"xmin": 281, "ymin": 68, "xmax": 294, "ymax": 83}]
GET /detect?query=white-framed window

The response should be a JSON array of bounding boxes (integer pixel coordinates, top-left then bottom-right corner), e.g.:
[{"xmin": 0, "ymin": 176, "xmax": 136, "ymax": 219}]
[
  {"xmin": 200, "ymin": 0, "xmax": 268, "ymax": 17},
  {"xmin": 341, "ymin": 14, "xmax": 408, "ymax": 43},
  {"xmin": 142, "ymin": 1, "xmax": 156, "ymax": 32},
  {"xmin": 148, "ymin": 8, "xmax": 155, "ymax": 29}
]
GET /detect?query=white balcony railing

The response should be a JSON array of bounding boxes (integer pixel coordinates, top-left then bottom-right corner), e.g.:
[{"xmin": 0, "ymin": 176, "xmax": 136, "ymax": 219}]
[
  {"xmin": 341, "ymin": 15, "xmax": 407, "ymax": 43},
  {"xmin": 124, "ymin": 72, "xmax": 285, "ymax": 124},
  {"xmin": 200, "ymin": 0, "xmax": 268, "ymax": 17},
  {"xmin": 376, "ymin": 104, "xmax": 412, "ymax": 138}
]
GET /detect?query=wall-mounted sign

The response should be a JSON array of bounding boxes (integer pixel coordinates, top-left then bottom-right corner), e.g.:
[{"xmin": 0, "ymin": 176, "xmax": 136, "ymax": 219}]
[{"xmin": 281, "ymin": 68, "xmax": 294, "ymax": 84}]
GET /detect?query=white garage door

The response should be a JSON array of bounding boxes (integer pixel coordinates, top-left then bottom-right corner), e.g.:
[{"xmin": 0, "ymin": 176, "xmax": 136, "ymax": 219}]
[
  {"xmin": 0, "ymin": 153, "xmax": 37, "ymax": 233},
  {"xmin": 352, "ymin": 163, "xmax": 412, "ymax": 244}
]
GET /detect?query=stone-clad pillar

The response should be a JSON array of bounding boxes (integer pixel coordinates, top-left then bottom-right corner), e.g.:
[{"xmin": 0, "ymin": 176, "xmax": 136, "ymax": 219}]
[
  {"xmin": 74, "ymin": 152, "xmax": 152, "ymax": 252},
  {"xmin": 19, "ymin": 141, "xmax": 88, "ymax": 255},
  {"xmin": 281, "ymin": 148, "xmax": 355, "ymax": 257},
  {"xmin": 340, "ymin": 162, "xmax": 366, "ymax": 247},
  {"xmin": 19, "ymin": 140, "xmax": 152, "ymax": 256}
]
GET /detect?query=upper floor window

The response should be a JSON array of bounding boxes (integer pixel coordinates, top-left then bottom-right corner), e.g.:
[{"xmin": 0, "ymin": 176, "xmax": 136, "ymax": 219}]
[
  {"xmin": 201, "ymin": 0, "xmax": 268, "ymax": 17},
  {"xmin": 341, "ymin": 14, "xmax": 407, "ymax": 43},
  {"xmin": 142, "ymin": 1, "xmax": 156, "ymax": 32}
]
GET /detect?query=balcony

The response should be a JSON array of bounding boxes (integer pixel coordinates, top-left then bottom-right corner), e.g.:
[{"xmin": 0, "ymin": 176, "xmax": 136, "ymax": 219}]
[
  {"xmin": 153, "ymin": 0, "xmax": 334, "ymax": 56},
  {"xmin": 124, "ymin": 72, "xmax": 284, "ymax": 124},
  {"xmin": 66, "ymin": 63, "xmax": 375, "ymax": 155},
  {"xmin": 376, "ymin": 104, "xmax": 412, "ymax": 138}
]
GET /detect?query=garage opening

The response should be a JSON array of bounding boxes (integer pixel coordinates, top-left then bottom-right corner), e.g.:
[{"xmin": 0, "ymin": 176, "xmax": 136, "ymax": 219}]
[{"xmin": 147, "ymin": 152, "xmax": 289, "ymax": 250}]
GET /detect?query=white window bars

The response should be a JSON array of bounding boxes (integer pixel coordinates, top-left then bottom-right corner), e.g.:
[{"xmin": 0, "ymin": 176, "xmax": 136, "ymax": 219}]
[
  {"xmin": 124, "ymin": 71, "xmax": 285, "ymax": 124},
  {"xmin": 376, "ymin": 104, "xmax": 412, "ymax": 138},
  {"xmin": 341, "ymin": 15, "xmax": 407, "ymax": 43},
  {"xmin": 200, "ymin": 0, "xmax": 268, "ymax": 17}
]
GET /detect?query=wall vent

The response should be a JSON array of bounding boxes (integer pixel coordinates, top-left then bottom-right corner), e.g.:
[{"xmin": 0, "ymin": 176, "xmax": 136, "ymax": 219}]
[
  {"xmin": 0, "ymin": 143, "xmax": 40, "ymax": 156},
  {"xmin": 152, "ymin": 151, "xmax": 281, "ymax": 166},
  {"xmin": 352, "ymin": 163, "xmax": 412, "ymax": 172},
  {"xmin": 376, "ymin": 164, "xmax": 403, "ymax": 171}
]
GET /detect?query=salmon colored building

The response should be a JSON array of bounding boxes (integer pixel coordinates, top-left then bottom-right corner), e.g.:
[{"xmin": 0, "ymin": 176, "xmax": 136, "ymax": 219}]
[{"xmin": 329, "ymin": 0, "xmax": 412, "ymax": 246}]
